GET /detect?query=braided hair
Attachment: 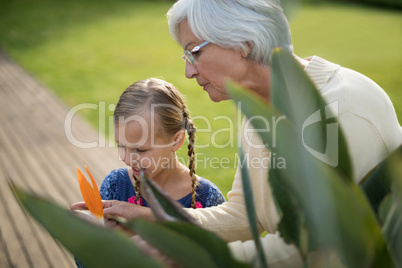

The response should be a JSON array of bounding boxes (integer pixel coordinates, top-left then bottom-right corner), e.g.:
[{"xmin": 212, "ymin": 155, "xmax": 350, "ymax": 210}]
[
  {"xmin": 113, "ymin": 78, "xmax": 198, "ymax": 208},
  {"xmin": 182, "ymin": 107, "xmax": 197, "ymax": 209}
]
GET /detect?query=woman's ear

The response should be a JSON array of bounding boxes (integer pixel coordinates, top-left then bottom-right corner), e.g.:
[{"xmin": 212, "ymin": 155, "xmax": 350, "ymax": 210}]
[
  {"xmin": 172, "ymin": 130, "xmax": 185, "ymax": 152},
  {"xmin": 240, "ymin": 42, "xmax": 252, "ymax": 58}
]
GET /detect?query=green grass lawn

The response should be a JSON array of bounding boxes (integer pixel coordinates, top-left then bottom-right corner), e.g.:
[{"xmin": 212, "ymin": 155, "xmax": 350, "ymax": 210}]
[{"xmin": 1, "ymin": 0, "xmax": 401, "ymax": 197}]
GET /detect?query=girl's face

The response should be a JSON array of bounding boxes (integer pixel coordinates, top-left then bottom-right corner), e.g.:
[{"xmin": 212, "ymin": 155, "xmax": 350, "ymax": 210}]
[
  {"xmin": 178, "ymin": 21, "xmax": 251, "ymax": 103},
  {"xmin": 114, "ymin": 115, "xmax": 176, "ymax": 180}
]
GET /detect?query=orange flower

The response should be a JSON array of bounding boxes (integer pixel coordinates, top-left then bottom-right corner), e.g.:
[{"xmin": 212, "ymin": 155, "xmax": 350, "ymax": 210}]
[{"xmin": 76, "ymin": 166, "xmax": 103, "ymax": 219}]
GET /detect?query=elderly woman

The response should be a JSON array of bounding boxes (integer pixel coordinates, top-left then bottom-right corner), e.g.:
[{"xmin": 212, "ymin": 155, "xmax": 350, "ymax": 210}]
[
  {"xmin": 72, "ymin": 0, "xmax": 402, "ymax": 266},
  {"xmin": 166, "ymin": 0, "xmax": 402, "ymax": 258},
  {"xmin": 169, "ymin": 0, "xmax": 401, "ymax": 265}
]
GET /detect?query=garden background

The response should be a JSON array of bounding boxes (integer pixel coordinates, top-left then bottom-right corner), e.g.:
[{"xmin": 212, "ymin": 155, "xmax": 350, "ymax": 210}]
[{"xmin": 0, "ymin": 0, "xmax": 401, "ymax": 197}]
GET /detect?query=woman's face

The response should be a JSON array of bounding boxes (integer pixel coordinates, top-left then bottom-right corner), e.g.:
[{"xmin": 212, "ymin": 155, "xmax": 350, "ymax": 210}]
[{"xmin": 178, "ymin": 21, "xmax": 251, "ymax": 103}]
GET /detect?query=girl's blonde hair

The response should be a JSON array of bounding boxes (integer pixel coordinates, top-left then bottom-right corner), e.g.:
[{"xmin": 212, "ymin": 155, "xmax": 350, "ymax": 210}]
[{"xmin": 113, "ymin": 78, "xmax": 198, "ymax": 209}]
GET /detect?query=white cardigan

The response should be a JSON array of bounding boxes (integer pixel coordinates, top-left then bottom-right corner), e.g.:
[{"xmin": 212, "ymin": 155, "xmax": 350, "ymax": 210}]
[{"xmin": 185, "ymin": 56, "xmax": 402, "ymax": 267}]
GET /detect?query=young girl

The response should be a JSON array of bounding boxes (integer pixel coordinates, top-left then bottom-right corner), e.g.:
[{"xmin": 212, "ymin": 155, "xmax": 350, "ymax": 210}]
[
  {"xmin": 100, "ymin": 78, "xmax": 225, "ymax": 209},
  {"xmin": 75, "ymin": 78, "xmax": 225, "ymax": 267}
]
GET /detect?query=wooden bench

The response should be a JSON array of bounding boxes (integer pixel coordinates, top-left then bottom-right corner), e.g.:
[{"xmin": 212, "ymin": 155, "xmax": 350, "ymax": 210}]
[{"xmin": 0, "ymin": 49, "xmax": 124, "ymax": 267}]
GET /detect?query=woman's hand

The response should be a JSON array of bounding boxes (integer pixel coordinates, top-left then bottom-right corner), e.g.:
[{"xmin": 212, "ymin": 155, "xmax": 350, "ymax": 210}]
[
  {"xmin": 103, "ymin": 200, "xmax": 155, "ymax": 227},
  {"xmin": 70, "ymin": 200, "xmax": 155, "ymax": 227}
]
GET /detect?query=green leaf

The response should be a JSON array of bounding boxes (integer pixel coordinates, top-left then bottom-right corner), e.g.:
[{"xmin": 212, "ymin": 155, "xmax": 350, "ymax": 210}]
[
  {"xmin": 329, "ymin": 173, "xmax": 394, "ymax": 267},
  {"xmin": 268, "ymin": 167, "xmax": 304, "ymax": 251},
  {"xmin": 160, "ymin": 221, "xmax": 250, "ymax": 268},
  {"xmin": 226, "ymin": 49, "xmax": 394, "ymax": 267},
  {"xmin": 10, "ymin": 184, "xmax": 163, "ymax": 268},
  {"xmin": 381, "ymin": 150, "xmax": 402, "ymax": 267},
  {"xmin": 126, "ymin": 219, "xmax": 219, "ymax": 268},
  {"xmin": 271, "ymin": 47, "xmax": 353, "ymax": 181},
  {"xmin": 361, "ymin": 145, "xmax": 401, "ymax": 216},
  {"xmin": 226, "ymin": 80, "xmax": 294, "ymax": 150},
  {"xmin": 379, "ymin": 194, "xmax": 393, "ymax": 224},
  {"xmin": 238, "ymin": 146, "xmax": 267, "ymax": 268},
  {"xmin": 226, "ymin": 79, "xmax": 313, "ymax": 255}
]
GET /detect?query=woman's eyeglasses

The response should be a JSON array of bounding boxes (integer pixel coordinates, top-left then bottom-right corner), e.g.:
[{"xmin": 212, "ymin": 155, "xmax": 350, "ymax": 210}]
[{"xmin": 182, "ymin": 41, "xmax": 210, "ymax": 64}]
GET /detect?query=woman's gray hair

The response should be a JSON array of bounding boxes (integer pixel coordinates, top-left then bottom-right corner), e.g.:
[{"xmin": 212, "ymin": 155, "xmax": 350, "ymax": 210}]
[{"xmin": 167, "ymin": 0, "xmax": 293, "ymax": 66}]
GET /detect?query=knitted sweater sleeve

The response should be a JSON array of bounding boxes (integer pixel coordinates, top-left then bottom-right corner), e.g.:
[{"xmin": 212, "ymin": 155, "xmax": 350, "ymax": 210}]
[
  {"xmin": 184, "ymin": 118, "xmax": 275, "ymax": 242},
  {"xmin": 184, "ymin": 118, "xmax": 302, "ymax": 267}
]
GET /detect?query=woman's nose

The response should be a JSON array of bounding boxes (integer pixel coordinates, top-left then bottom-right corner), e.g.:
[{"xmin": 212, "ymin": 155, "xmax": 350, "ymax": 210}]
[{"xmin": 185, "ymin": 62, "xmax": 198, "ymax": 79}]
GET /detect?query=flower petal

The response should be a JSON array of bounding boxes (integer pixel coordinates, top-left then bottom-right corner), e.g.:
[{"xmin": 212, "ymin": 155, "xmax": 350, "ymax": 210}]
[{"xmin": 76, "ymin": 166, "xmax": 104, "ymax": 218}]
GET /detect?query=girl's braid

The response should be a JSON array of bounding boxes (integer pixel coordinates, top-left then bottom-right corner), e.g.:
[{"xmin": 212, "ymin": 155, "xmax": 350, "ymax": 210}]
[
  {"xmin": 133, "ymin": 174, "xmax": 141, "ymax": 203},
  {"xmin": 183, "ymin": 107, "xmax": 197, "ymax": 209}
]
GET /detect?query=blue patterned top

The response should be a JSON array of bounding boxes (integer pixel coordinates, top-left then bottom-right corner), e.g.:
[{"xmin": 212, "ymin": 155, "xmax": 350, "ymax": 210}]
[
  {"xmin": 99, "ymin": 168, "xmax": 226, "ymax": 208},
  {"xmin": 75, "ymin": 168, "xmax": 225, "ymax": 268}
]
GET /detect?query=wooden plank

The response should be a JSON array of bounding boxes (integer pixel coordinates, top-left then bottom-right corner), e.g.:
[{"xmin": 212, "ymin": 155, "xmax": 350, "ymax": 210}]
[
  {"xmin": 0, "ymin": 179, "xmax": 28, "ymax": 268},
  {"xmin": 0, "ymin": 172, "xmax": 34, "ymax": 267},
  {"xmin": 0, "ymin": 48, "xmax": 124, "ymax": 268},
  {"xmin": 0, "ymin": 227, "xmax": 12, "ymax": 268},
  {"xmin": 0, "ymin": 146, "xmax": 73, "ymax": 268},
  {"xmin": 0, "ymin": 62, "xmax": 76, "ymax": 267},
  {"xmin": 0, "ymin": 50, "xmax": 121, "ymax": 190}
]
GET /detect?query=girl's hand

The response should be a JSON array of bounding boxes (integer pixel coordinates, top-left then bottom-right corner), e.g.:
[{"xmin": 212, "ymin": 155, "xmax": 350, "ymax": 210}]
[
  {"xmin": 71, "ymin": 201, "xmax": 178, "ymax": 267},
  {"xmin": 70, "ymin": 200, "xmax": 155, "ymax": 228}
]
